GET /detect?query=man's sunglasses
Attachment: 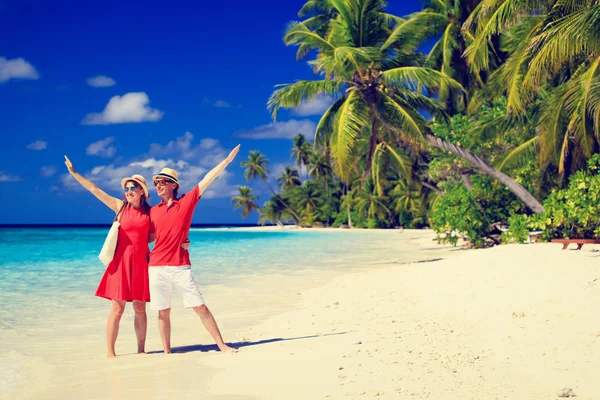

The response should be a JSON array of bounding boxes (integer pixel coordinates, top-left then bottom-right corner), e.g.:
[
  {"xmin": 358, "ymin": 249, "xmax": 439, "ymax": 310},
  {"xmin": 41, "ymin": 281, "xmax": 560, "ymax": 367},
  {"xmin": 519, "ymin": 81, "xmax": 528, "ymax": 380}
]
[
  {"xmin": 123, "ymin": 186, "xmax": 138, "ymax": 193},
  {"xmin": 154, "ymin": 179, "xmax": 174, "ymax": 187}
]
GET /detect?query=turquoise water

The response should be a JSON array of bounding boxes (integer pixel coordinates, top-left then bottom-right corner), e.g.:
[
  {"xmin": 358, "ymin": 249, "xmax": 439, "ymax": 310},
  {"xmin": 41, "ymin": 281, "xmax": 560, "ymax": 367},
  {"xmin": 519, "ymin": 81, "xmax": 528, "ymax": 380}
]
[{"xmin": 0, "ymin": 227, "xmax": 408, "ymax": 333}]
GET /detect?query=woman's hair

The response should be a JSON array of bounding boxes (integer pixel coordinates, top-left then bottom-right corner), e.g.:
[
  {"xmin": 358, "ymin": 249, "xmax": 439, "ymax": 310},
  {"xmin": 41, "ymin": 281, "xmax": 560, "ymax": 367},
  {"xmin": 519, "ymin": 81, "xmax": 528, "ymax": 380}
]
[
  {"xmin": 173, "ymin": 187, "xmax": 179, "ymax": 199},
  {"xmin": 125, "ymin": 180, "xmax": 151, "ymax": 212}
]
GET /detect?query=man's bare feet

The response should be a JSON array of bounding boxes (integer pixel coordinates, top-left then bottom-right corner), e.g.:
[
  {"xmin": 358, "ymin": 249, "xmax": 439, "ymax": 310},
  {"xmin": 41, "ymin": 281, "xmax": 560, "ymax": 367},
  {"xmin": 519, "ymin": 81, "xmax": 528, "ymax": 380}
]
[
  {"xmin": 164, "ymin": 349, "xmax": 172, "ymax": 354},
  {"xmin": 218, "ymin": 344, "xmax": 238, "ymax": 353},
  {"xmin": 107, "ymin": 352, "xmax": 117, "ymax": 358}
]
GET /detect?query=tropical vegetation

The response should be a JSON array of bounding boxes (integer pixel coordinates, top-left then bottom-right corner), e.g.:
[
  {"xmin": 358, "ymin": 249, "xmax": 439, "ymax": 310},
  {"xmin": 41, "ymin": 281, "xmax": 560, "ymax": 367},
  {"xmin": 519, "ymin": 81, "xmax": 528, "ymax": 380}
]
[{"xmin": 232, "ymin": 0, "xmax": 600, "ymax": 248}]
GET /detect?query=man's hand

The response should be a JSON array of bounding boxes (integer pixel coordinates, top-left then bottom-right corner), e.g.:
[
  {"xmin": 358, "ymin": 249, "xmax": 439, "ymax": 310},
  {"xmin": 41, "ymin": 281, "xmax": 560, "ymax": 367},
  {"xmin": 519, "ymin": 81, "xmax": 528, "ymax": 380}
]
[{"xmin": 64, "ymin": 155, "xmax": 76, "ymax": 174}]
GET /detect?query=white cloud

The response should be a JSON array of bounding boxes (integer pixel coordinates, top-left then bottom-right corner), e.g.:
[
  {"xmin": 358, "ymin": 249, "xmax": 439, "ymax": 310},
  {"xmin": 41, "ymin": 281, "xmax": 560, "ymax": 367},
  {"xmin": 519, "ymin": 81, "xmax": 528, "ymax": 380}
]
[
  {"xmin": 0, "ymin": 57, "xmax": 39, "ymax": 83},
  {"xmin": 235, "ymin": 119, "xmax": 316, "ymax": 140},
  {"xmin": 81, "ymin": 92, "xmax": 164, "ymax": 125},
  {"xmin": 292, "ymin": 96, "xmax": 333, "ymax": 116},
  {"xmin": 214, "ymin": 100, "xmax": 231, "ymax": 108},
  {"xmin": 62, "ymin": 133, "xmax": 237, "ymax": 200},
  {"xmin": 87, "ymin": 75, "xmax": 116, "ymax": 88},
  {"xmin": 40, "ymin": 166, "xmax": 57, "ymax": 177},
  {"xmin": 149, "ymin": 131, "xmax": 228, "ymax": 166},
  {"xmin": 0, "ymin": 172, "xmax": 21, "ymax": 182},
  {"xmin": 26, "ymin": 140, "xmax": 47, "ymax": 150},
  {"xmin": 86, "ymin": 137, "xmax": 116, "ymax": 158}
]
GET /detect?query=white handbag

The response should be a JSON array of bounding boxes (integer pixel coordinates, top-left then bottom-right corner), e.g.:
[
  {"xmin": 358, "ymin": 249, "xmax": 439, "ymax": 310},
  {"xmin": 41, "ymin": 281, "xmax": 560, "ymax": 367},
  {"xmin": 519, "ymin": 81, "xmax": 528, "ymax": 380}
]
[{"xmin": 98, "ymin": 204, "xmax": 126, "ymax": 267}]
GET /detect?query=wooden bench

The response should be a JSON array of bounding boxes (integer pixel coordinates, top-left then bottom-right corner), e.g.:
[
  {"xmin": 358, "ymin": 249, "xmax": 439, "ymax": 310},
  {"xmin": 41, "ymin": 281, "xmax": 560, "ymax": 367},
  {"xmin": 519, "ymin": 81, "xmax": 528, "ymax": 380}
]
[{"xmin": 551, "ymin": 238, "xmax": 600, "ymax": 250}]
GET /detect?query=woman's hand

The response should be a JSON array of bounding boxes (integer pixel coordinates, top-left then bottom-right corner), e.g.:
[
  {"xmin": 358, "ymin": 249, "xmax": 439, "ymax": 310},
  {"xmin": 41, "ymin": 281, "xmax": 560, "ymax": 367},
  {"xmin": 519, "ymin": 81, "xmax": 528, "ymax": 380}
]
[
  {"xmin": 226, "ymin": 145, "xmax": 240, "ymax": 163},
  {"xmin": 181, "ymin": 238, "xmax": 191, "ymax": 250},
  {"xmin": 64, "ymin": 155, "xmax": 76, "ymax": 174}
]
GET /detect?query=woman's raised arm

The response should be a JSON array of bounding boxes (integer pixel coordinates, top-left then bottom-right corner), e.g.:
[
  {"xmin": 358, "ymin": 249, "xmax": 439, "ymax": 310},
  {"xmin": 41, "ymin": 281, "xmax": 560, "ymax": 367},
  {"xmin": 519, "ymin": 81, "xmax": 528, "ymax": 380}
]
[{"xmin": 64, "ymin": 155, "xmax": 123, "ymax": 213}]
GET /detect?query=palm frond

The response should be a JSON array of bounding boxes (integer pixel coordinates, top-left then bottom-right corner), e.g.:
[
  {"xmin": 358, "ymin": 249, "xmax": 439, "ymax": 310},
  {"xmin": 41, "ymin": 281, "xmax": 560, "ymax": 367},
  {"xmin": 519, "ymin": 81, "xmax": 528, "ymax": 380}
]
[
  {"xmin": 371, "ymin": 142, "xmax": 386, "ymax": 196},
  {"xmin": 315, "ymin": 96, "xmax": 347, "ymax": 146},
  {"xmin": 523, "ymin": 4, "xmax": 600, "ymax": 90},
  {"xmin": 330, "ymin": 90, "xmax": 370, "ymax": 180},
  {"xmin": 375, "ymin": 89, "xmax": 428, "ymax": 144},
  {"xmin": 268, "ymin": 80, "xmax": 344, "ymax": 119},
  {"xmin": 564, "ymin": 57, "xmax": 600, "ymax": 159},
  {"xmin": 497, "ymin": 137, "xmax": 539, "ymax": 171},
  {"xmin": 381, "ymin": 66, "xmax": 464, "ymax": 93}
]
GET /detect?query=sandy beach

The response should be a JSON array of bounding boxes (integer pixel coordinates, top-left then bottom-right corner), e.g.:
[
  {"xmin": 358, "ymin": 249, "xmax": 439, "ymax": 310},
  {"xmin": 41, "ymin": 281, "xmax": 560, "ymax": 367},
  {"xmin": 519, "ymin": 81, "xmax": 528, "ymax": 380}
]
[{"xmin": 4, "ymin": 228, "xmax": 600, "ymax": 400}]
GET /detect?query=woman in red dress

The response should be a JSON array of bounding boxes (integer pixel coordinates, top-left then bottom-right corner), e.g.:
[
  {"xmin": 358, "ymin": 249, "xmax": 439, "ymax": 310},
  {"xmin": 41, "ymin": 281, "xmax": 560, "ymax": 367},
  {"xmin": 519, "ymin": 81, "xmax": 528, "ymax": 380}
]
[{"xmin": 64, "ymin": 156, "xmax": 188, "ymax": 357}]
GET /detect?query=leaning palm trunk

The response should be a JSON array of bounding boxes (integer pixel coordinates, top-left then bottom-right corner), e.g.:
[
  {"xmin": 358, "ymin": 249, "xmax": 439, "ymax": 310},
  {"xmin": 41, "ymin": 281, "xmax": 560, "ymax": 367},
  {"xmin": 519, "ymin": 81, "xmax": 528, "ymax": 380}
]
[
  {"xmin": 263, "ymin": 179, "xmax": 302, "ymax": 222},
  {"xmin": 425, "ymin": 134, "xmax": 544, "ymax": 213}
]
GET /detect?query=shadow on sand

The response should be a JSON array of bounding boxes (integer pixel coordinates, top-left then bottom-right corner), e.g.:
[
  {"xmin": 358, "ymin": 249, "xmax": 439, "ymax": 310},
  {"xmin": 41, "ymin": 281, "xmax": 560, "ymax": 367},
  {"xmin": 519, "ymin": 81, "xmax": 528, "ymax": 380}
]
[{"xmin": 147, "ymin": 332, "xmax": 347, "ymax": 355}]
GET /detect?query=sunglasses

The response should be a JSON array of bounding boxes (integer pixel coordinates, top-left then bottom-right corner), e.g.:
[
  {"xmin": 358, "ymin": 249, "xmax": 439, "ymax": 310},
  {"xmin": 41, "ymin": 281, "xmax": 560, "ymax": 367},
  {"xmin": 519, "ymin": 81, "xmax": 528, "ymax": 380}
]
[
  {"xmin": 124, "ymin": 186, "xmax": 138, "ymax": 193},
  {"xmin": 154, "ymin": 179, "xmax": 174, "ymax": 187}
]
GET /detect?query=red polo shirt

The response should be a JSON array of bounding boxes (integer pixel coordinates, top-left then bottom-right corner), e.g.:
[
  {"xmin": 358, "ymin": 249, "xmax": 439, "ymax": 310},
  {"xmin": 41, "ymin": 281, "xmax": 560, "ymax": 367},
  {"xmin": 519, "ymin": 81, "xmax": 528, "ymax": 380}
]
[{"xmin": 149, "ymin": 185, "xmax": 200, "ymax": 267}]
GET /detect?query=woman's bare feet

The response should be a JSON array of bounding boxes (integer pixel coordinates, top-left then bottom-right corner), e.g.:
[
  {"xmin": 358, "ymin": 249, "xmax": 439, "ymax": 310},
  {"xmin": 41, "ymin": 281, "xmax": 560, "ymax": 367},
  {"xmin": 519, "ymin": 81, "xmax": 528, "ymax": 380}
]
[
  {"xmin": 218, "ymin": 344, "xmax": 238, "ymax": 353},
  {"xmin": 107, "ymin": 352, "xmax": 117, "ymax": 358}
]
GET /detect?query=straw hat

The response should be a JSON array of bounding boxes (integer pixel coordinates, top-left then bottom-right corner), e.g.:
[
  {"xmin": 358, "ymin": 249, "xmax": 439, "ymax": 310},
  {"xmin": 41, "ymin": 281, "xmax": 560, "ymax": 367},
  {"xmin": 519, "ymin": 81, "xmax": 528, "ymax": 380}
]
[
  {"xmin": 152, "ymin": 167, "xmax": 180, "ymax": 189},
  {"xmin": 121, "ymin": 174, "xmax": 150, "ymax": 198}
]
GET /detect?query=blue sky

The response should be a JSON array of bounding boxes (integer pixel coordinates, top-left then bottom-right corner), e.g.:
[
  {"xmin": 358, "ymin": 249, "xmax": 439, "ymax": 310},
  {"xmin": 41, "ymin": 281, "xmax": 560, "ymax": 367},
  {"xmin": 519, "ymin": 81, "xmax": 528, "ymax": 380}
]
[{"xmin": 1, "ymin": 0, "xmax": 423, "ymax": 225}]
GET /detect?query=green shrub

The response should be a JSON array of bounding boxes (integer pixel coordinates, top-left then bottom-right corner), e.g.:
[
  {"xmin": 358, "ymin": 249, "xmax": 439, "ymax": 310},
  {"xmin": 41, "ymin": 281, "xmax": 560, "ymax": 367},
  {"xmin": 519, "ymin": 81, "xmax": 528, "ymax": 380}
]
[
  {"xmin": 505, "ymin": 155, "xmax": 600, "ymax": 240},
  {"xmin": 501, "ymin": 214, "xmax": 530, "ymax": 244},
  {"xmin": 431, "ymin": 184, "xmax": 490, "ymax": 247}
]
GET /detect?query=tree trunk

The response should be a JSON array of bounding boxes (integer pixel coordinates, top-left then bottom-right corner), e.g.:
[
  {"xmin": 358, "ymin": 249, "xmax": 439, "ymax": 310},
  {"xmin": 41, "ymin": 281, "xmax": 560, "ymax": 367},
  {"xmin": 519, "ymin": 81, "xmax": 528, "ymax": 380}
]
[
  {"xmin": 345, "ymin": 184, "xmax": 353, "ymax": 229},
  {"xmin": 421, "ymin": 180, "xmax": 444, "ymax": 195},
  {"xmin": 460, "ymin": 173, "xmax": 473, "ymax": 190},
  {"xmin": 263, "ymin": 179, "xmax": 302, "ymax": 222},
  {"xmin": 298, "ymin": 162, "xmax": 304, "ymax": 185},
  {"xmin": 347, "ymin": 202, "xmax": 352, "ymax": 228},
  {"xmin": 424, "ymin": 134, "xmax": 544, "ymax": 213},
  {"xmin": 365, "ymin": 118, "xmax": 379, "ymax": 176}
]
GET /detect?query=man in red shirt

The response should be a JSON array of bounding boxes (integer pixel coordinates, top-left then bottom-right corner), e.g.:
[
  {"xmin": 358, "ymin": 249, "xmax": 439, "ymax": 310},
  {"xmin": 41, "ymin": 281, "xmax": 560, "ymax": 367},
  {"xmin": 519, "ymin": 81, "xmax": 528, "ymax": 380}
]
[{"xmin": 149, "ymin": 145, "xmax": 240, "ymax": 354}]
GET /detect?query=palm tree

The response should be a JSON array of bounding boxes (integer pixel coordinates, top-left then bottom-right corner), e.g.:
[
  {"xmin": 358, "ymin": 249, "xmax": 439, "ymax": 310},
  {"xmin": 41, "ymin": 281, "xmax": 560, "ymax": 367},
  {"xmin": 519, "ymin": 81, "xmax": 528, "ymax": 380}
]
[
  {"xmin": 391, "ymin": 180, "xmax": 422, "ymax": 213},
  {"xmin": 241, "ymin": 151, "xmax": 302, "ymax": 222},
  {"xmin": 308, "ymin": 150, "xmax": 333, "ymax": 198},
  {"xmin": 290, "ymin": 181, "xmax": 323, "ymax": 216},
  {"xmin": 231, "ymin": 186, "xmax": 259, "ymax": 218},
  {"xmin": 408, "ymin": 0, "xmax": 484, "ymax": 112},
  {"xmin": 268, "ymin": 0, "xmax": 544, "ymax": 213},
  {"xmin": 291, "ymin": 134, "xmax": 313, "ymax": 183},
  {"xmin": 355, "ymin": 180, "xmax": 390, "ymax": 221},
  {"xmin": 340, "ymin": 184, "xmax": 357, "ymax": 228},
  {"xmin": 258, "ymin": 199, "xmax": 291, "ymax": 227},
  {"xmin": 277, "ymin": 166, "xmax": 302, "ymax": 190},
  {"xmin": 468, "ymin": 0, "xmax": 600, "ymax": 180}
]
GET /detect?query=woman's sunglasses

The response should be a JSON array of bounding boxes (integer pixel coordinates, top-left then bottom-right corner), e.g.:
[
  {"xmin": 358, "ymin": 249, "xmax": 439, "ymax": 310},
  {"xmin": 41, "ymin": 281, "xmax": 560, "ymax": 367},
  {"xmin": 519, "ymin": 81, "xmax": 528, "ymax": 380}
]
[
  {"xmin": 123, "ymin": 186, "xmax": 138, "ymax": 193},
  {"xmin": 154, "ymin": 179, "xmax": 174, "ymax": 187}
]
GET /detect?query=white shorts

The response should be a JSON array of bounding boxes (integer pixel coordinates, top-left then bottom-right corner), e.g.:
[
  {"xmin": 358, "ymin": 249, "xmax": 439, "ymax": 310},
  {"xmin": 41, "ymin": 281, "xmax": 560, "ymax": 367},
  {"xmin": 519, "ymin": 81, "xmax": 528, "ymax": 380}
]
[{"xmin": 149, "ymin": 266, "xmax": 205, "ymax": 311}]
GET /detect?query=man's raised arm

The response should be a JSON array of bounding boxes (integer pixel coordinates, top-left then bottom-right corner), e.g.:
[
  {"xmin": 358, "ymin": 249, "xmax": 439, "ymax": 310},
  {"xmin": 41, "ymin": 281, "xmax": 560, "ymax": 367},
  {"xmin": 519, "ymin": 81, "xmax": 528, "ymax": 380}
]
[{"xmin": 197, "ymin": 145, "xmax": 240, "ymax": 196}]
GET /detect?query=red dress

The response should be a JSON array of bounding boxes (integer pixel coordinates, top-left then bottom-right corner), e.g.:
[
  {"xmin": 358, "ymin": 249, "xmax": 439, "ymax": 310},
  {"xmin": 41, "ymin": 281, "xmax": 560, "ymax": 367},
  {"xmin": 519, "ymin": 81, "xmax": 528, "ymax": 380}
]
[{"xmin": 95, "ymin": 206, "xmax": 152, "ymax": 302}]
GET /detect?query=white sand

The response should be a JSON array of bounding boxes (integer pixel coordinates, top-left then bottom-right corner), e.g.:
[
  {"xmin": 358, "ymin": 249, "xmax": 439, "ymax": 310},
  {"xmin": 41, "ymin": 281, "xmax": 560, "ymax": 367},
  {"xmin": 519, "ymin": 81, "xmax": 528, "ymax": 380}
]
[{"xmin": 4, "ymin": 229, "xmax": 600, "ymax": 400}]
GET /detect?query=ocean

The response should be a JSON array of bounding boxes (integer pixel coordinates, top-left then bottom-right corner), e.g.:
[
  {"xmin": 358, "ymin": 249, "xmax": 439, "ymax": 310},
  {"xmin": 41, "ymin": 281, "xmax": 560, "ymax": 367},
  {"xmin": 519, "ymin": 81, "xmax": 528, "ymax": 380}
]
[
  {"xmin": 0, "ymin": 226, "xmax": 435, "ymax": 399},
  {"xmin": 0, "ymin": 226, "xmax": 422, "ymax": 334}
]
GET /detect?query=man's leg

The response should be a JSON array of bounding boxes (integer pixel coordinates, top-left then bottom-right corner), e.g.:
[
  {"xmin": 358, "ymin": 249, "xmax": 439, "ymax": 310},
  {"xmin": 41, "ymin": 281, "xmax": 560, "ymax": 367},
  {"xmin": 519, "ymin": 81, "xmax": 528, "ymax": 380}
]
[
  {"xmin": 173, "ymin": 267, "xmax": 237, "ymax": 353},
  {"xmin": 106, "ymin": 300, "xmax": 126, "ymax": 358},
  {"xmin": 193, "ymin": 305, "xmax": 237, "ymax": 353},
  {"xmin": 149, "ymin": 267, "xmax": 173, "ymax": 354},
  {"xmin": 158, "ymin": 308, "xmax": 172, "ymax": 353},
  {"xmin": 132, "ymin": 300, "xmax": 147, "ymax": 354}
]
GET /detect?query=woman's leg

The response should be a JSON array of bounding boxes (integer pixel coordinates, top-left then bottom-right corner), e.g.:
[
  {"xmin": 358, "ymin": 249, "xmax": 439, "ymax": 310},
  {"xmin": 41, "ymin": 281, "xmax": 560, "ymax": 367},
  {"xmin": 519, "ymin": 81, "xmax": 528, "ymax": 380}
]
[
  {"xmin": 133, "ymin": 300, "xmax": 147, "ymax": 353},
  {"xmin": 106, "ymin": 300, "xmax": 126, "ymax": 357}
]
